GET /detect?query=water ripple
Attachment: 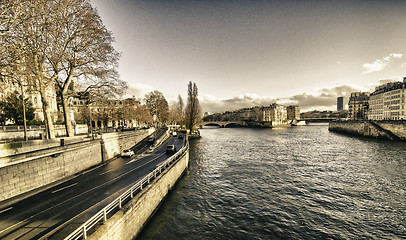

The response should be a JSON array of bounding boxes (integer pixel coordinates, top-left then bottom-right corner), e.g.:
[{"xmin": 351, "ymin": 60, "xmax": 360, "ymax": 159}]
[{"xmin": 138, "ymin": 125, "xmax": 406, "ymax": 240}]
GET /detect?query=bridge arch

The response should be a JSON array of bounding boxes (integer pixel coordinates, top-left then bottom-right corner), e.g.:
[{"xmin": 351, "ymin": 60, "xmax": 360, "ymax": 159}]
[
  {"xmin": 201, "ymin": 122, "xmax": 223, "ymax": 128},
  {"xmin": 223, "ymin": 122, "xmax": 243, "ymax": 128},
  {"xmin": 200, "ymin": 121, "xmax": 245, "ymax": 128}
]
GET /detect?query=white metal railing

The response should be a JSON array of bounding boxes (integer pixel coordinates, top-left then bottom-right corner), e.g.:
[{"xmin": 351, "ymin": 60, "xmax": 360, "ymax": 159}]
[{"xmin": 64, "ymin": 139, "xmax": 189, "ymax": 240}]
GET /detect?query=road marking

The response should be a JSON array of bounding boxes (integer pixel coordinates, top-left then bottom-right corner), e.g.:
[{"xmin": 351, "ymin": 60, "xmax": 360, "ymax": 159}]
[
  {"xmin": 127, "ymin": 152, "xmax": 165, "ymax": 165},
  {"xmin": 100, "ymin": 168, "xmax": 116, "ymax": 175},
  {"xmin": 0, "ymin": 142, "xmax": 180, "ymax": 237},
  {"xmin": 52, "ymin": 183, "xmax": 78, "ymax": 194},
  {"xmin": 0, "ymin": 207, "xmax": 13, "ymax": 214},
  {"xmin": 136, "ymin": 145, "xmax": 148, "ymax": 153}
]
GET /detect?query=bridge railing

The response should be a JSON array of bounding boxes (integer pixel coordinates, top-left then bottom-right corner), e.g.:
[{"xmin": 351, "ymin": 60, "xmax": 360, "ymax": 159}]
[{"xmin": 64, "ymin": 138, "xmax": 189, "ymax": 240}]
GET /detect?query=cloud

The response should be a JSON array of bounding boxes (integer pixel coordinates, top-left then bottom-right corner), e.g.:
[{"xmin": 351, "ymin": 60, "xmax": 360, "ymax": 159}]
[
  {"xmin": 362, "ymin": 53, "xmax": 403, "ymax": 74},
  {"xmin": 200, "ymin": 93, "xmax": 276, "ymax": 114},
  {"xmin": 282, "ymin": 85, "xmax": 361, "ymax": 110},
  {"xmin": 124, "ymin": 82, "xmax": 154, "ymax": 99},
  {"xmin": 200, "ymin": 85, "xmax": 365, "ymax": 113}
]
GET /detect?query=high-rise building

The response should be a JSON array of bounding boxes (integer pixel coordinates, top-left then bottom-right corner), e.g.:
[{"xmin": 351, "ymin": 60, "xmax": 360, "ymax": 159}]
[{"xmin": 337, "ymin": 97, "xmax": 344, "ymax": 111}]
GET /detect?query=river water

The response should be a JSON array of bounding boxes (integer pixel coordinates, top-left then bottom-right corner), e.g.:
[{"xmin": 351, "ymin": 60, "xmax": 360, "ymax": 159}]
[{"xmin": 138, "ymin": 124, "xmax": 406, "ymax": 239}]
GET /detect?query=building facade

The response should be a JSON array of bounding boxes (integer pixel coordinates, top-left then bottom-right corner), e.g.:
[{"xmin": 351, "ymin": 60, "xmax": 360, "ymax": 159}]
[
  {"xmin": 68, "ymin": 96, "xmax": 146, "ymax": 129},
  {"xmin": 0, "ymin": 80, "xmax": 59, "ymax": 123},
  {"xmin": 369, "ymin": 79, "xmax": 406, "ymax": 120},
  {"xmin": 348, "ymin": 92, "xmax": 370, "ymax": 120},
  {"xmin": 287, "ymin": 105, "xmax": 300, "ymax": 120},
  {"xmin": 203, "ymin": 103, "xmax": 294, "ymax": 126}
]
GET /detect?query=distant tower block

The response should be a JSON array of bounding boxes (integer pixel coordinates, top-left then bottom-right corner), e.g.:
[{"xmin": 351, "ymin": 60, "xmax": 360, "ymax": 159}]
[{"xmin": 337, "ymin": 97, "xmax": 344, "ymax": 111}]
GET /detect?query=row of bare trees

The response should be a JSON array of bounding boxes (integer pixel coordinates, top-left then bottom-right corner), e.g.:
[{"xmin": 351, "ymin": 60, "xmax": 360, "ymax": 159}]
[
  {"xmin": 1, "ymin": 0, "xmax": 202, "ymax": 137},
  {"xmin": 144, "ymin": 81, "xmax": 201, "ymax": 133},
  {"xmin": 0, "ymin": 0, "xmax": 126, "ymax": 139}
]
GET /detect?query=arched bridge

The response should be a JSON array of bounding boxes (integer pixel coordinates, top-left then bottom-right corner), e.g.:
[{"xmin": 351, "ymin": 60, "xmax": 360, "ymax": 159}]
[{"xmin": 199, "ymin": 121, "xmax": 246, "ymax": 128}]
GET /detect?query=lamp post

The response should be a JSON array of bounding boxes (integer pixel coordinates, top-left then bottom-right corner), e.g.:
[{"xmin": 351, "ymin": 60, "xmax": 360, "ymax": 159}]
[
  {"xmin": 20, "ymin": 84, "xmax": 28, "ymax": 141},
  {"xmin": 87, "ymin": 101, "xmax": 94, "ymax": 139}
]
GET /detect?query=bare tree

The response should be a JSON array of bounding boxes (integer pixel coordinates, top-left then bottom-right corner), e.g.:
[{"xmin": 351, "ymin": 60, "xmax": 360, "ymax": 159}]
[
  {"xmin": 167, "ymin": 95, "xmax": 184, "ymax": 125},
  {"xmin": 184, "ymin": 81, "xmax": 201, "ymax": 133},
  {"xmin": 1, "ymin": 0, "xmax": 58, "ymax": 138},
  {"xmin": 168, "ymin": 101, "xmax": 178, "ymax": 125},
  {"xmin": 177, "ymin": 94, "xmax": 184, "ymax": 125},
  {"xmin": 134, "ymin": 104, "xmax": 152, "ymax": 127},
  {"xmin": 44, "ymin": 0, "xmax": 123, "ymax": 137},
  {"xmin": 0, "ymin": 1, "xmax": 39, "ymax": 140},
  {"xmin": 1, "ymin": 0, "xmax": 125, "ymax": 138},
  {"xmin": 144, "ymin": 91, "xmax": 169, "ymax": 124}
]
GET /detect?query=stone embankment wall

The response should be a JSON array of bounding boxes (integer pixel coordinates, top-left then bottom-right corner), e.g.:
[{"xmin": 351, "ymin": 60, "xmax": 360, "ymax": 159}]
[
  {"xmin": 0, "ymin": 140, "xmax": 102, "ymax": 202},
  {"xmin": 0, "ymin": 124, "xmax": 89, "ymax": 142},
  {"xmin": 329, "ymin": 121, "xmax": 406, "ymax": 140},
  {"xmin": 0, "ymin": 129, "xmax": 153, "ymax": 203},
  {"xmin": 101, "ymin": 129, "xmax": 154, "ymax": 160},
  {"xmin": 0, "ymin": 135, "xmax": 91, "ymax": 159},
  {"xmin": 88, "ymin": 148, "xmax": 190, "ymax": 240},
  {"xmin": 377, "ymin": 122, "xmax": 406, "ymax": 139}
]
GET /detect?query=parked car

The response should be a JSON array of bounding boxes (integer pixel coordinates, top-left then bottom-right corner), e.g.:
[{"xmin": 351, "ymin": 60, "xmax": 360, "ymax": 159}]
[
  {"xmin": 172, "ymin": 131, "xmax": 177, "ymax": 137},
  {"xmin": 165, "ymin": 145, "xmax": 177, "ymax": 154},
  {"xmin": 148, "ymin": 137, "xmax": 155, "ymax": 143},
  {"xmin": 121, "ymin": 149, "xmax": 134, "ymax": 157},
  {"xmin": 178, "ymin": 133, "xmax": 184, "ymax": 139}
]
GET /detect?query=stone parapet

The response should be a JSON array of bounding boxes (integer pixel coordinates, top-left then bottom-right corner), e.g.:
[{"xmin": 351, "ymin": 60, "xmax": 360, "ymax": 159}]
[
  {"xmin": 0, "ymin": 135, "xmax": 93, "ymax": 159},
  {"xmin": 0, "ymin": 140, "xmax": 102, "ymax": 202},
  {"xmin": 0, "ymin": 124, "xmax": 89, "ymax": 143},
  {"xmin": 88, "ymin": 146, "xmax": 189, "ymax": 240},
  {"xmin": 101, "ymin": 128, "xmax": 153, "ymax": 160},
  {"xmin": 328, "ymin": 121, "xmax": 406, "ymax": 140},
  {"xmin": 0, "ymin": 128, "xmax": 154, "ymax": 204}
]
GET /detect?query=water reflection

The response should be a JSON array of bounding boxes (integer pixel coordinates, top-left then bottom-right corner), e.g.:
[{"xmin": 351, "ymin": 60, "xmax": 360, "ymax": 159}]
[{"xmin": 138, "ymin": 124, "xmax": 406, "ymax": 240}]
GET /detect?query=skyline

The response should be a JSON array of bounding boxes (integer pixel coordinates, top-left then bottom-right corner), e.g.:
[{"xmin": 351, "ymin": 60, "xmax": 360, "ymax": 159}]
[{"xmin": 90, "ymin": 0, "xmax": 406, "ymax": 113}]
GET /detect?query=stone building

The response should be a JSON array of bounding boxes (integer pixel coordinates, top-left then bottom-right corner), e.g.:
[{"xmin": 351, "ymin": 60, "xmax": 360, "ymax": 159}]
[
  {"xmin": 68, "ymin": 96, "xmax": 144, "ymax": 129},
  {"xmin": 261, "ymin": 104, "xmax": 287, "ymax": 125},
  {"xmin": 369, "ymin": 78, "xmax": 406, "ymax": 120},
  {"xmin": 204, "ymin": 103, "xmax": 292, "ymax": 127},
  {"xmin": 287, "ymin": 105, "xmax": 300, "ymax": 120},
  {"xmin": 348, "ymin": 92, "xmax": 370, "ymax": 120},
  {"xmin": 0, "ymin": 80, "xmax": 59, "ymax": 123}
]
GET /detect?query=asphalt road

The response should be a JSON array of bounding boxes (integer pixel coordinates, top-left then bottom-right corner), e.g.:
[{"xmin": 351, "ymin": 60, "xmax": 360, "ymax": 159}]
[{"xmin": 0, "ymin": 129, "xmax": 185, "ymax": 240}]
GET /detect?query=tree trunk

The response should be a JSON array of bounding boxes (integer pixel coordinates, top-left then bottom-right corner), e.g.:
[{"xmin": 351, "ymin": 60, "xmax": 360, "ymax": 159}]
[
  {"xmin": 33, "ymin": 54, "xmax": 55, "ymax": 139},
  {"xmin": 61, "ymin": 92, "xmax": 74, "ymax": 137},
  {"xmin": 20, "ymin": 83, "xmax": 28, "ymax": 141},
  {"xmin": 39, "ymin": 83, "xmax": 55, "ymax": 139}
]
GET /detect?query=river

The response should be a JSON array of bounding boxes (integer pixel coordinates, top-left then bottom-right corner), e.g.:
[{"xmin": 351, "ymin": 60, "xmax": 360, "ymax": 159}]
[{"xmin": 138, "ymin": 123, "xmax": 406, "ymax": 239}]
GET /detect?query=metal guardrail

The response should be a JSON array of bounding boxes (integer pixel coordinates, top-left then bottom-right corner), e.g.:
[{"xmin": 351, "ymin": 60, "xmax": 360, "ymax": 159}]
[{"xmin": 64, "ymin": 139, "xmax": 189, "ymax": 240}]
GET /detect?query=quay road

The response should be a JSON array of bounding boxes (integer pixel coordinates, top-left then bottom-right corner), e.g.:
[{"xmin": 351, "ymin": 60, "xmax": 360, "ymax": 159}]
[{"xmin": 0, "ymin": 129, "xmax": 184, "ymax": 239}]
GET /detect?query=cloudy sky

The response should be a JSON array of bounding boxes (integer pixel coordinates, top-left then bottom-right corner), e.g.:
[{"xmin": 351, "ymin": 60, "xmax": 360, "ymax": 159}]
[{"xmin": 90, "ymin": 0, "xmax": 406, "ymax": 113}]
